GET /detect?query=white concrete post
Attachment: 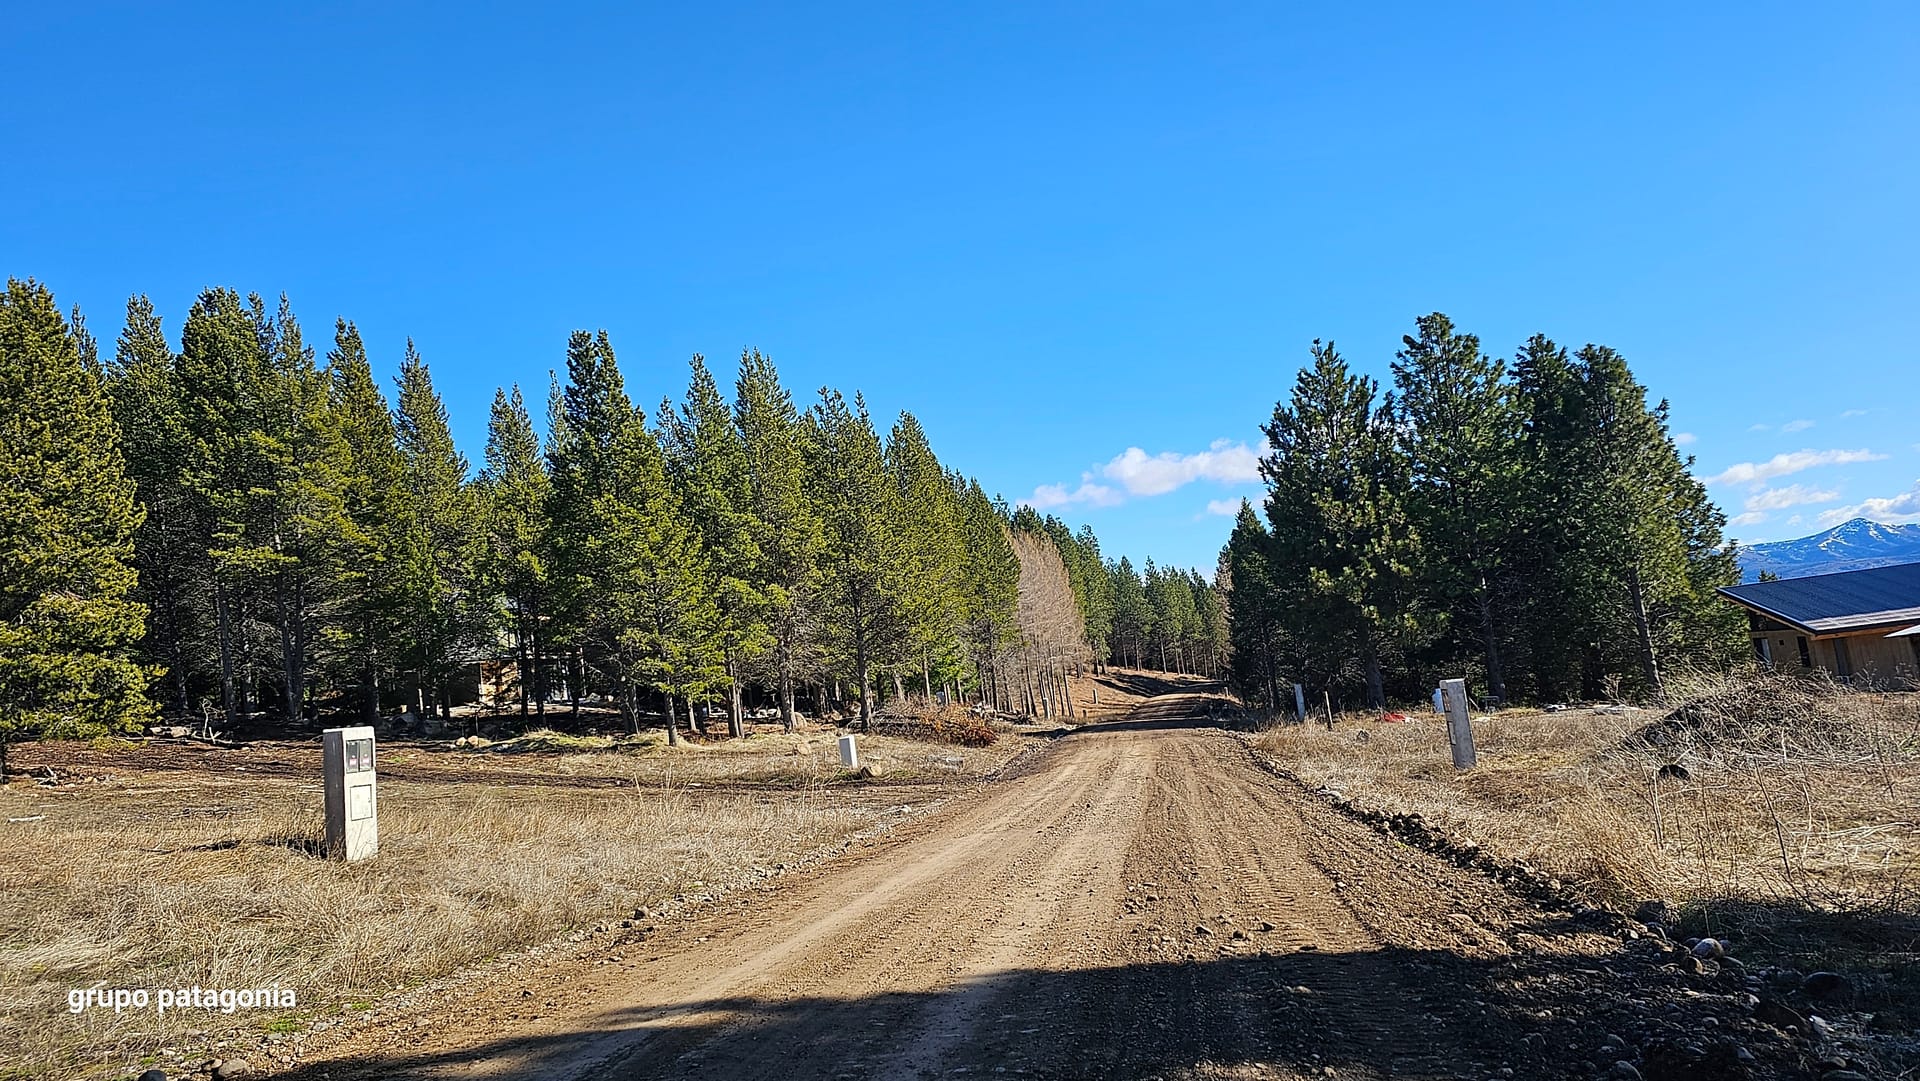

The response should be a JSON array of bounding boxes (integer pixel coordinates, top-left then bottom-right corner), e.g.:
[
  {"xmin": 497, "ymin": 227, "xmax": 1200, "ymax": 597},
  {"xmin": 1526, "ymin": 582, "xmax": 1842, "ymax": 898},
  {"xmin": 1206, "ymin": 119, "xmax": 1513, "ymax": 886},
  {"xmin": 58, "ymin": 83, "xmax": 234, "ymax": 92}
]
[
  {"xmin": 1440, "ymin": 678, "xmax": 1476, "ymax": 769},
  {"xmin": 323, "ymin": 725, "xmax": 379, "ymax": 861},
  {"xmin": 1293, "ymin": 683, "xmax": 1306, "ymax": 725},
  {"xmin": 837, "ymin": 733, "xmax": 860, "ymax": 769}
]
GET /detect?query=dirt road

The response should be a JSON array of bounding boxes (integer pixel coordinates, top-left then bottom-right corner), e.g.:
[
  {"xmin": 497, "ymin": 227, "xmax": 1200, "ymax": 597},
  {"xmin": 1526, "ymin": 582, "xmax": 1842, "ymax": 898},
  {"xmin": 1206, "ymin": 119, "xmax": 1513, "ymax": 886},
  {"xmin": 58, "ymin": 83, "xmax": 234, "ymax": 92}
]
[{"xmin": 267, "ymin": 692, "xmax": 1719, "ymax": 1080}]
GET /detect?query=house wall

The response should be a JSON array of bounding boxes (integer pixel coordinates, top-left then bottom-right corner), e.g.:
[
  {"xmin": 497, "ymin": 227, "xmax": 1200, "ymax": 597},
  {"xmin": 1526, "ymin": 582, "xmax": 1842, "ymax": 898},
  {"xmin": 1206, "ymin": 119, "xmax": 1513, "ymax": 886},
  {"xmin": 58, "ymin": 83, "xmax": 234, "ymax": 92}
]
[{"xmin": 1752, "ymin": 628, "xmax": 1920, "ymax": 686}]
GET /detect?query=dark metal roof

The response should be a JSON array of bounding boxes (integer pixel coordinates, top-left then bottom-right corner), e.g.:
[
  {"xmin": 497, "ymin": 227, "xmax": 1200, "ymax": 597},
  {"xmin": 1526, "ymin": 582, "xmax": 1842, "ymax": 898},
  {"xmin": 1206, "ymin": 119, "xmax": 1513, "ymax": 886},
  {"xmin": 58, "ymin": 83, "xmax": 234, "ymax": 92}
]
[{"xmin": 1718, "ymin": 561, "xmax": 1920, "ymax": 635}]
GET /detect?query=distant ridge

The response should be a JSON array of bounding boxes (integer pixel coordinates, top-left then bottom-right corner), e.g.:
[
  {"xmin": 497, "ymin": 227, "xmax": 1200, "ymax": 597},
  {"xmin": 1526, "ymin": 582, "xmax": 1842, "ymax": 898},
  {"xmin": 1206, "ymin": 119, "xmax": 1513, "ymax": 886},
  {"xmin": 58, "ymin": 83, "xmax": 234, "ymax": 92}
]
[{"xmin": 1738, "ymin": 518, "xmax": 1920, "ymax": 582}]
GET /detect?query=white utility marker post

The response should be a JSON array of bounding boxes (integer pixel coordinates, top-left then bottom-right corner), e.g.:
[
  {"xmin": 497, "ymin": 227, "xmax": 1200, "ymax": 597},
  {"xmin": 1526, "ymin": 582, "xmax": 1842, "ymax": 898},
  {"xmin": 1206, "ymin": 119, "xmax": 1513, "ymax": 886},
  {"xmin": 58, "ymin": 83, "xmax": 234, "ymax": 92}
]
[
  {"xmin": 838, "ymin": 733, "xmax": 860, "ymax": 769},
  {"xmin": 1439, "ymin": 678, "xmax": 1477, "ymax": 769},
  {"xmin": 323, "ymin": 725, "xmax": 379, "ymax": 861},
  {"xmin": 1293, "ymin": 683, "xmax": 1306, "ymax": 725}
]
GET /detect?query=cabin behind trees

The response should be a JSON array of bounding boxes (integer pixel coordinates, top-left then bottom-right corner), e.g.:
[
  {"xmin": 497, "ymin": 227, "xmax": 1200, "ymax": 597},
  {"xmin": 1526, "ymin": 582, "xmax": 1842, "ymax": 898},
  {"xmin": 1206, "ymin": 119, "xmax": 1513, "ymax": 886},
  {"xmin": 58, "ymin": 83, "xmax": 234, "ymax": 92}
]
[{"xmin": 1719, "ymin": 562, "xmax": 1920, "ymax": 686}]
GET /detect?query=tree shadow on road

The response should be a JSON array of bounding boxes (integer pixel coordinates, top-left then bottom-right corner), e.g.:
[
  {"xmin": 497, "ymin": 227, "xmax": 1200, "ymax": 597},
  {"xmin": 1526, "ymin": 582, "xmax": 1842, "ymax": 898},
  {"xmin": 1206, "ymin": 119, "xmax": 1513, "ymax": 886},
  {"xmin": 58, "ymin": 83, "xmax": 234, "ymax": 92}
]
[{"xmin": 263, "ymin": 940, "xmax": 1820, "ymax": 1081}]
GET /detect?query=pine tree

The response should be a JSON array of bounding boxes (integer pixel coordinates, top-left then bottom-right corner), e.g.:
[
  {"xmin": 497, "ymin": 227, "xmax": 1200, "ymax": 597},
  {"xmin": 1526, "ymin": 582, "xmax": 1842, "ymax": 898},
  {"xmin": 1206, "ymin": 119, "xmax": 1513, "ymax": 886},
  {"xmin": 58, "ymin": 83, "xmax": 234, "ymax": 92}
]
[
  {"xmin": 1509, "ymin": 334, "xmax": 1587, "ymax": 699},
  {"xmin": 544, "ymin": 330, "xmax": 631, "ymax": 716},
  {"xmin": 1508, "ymin": 337, "xmax": 1743, "ymax": 700},
  {"xmin": 955, "ymin": 479, "xmax": 1019, "ymax": 707},
  {"xmin": 0, "ymin": 280, "xmax": 155, "ymax": 773},
  {"xmin": 590, "ymin": 387, "xmax": 725, "ymax": 743},
  {"xmin": 1223, "ymin": 500, "xmax": 1289, "ymax": 709},
  {"xmin": 1260, "ymin": 340, "xmax": 1418, "ymax": 708},
  {"xmin": 107, "ymin": 295, "xmax": 204, "ymax": 719},
  {"xmin": 394, "ymin": 341, "xmax": 480, "ymax": 719},
  {"xmin": 806, "ymin": 389, "xmax": 906, "ymax": 728},
  {"xmin": 733, "ymin": 349, "xmax": 824, "ymax": 731},
  {"xmin": 328, "ymin": 320, "xmax": 413, "ymax": 723},
  {"xmin": 660, "ymin": 355, "xmax": 767, "ymax": 736},
  {"xmin": 1390, "ymin": 313, "xmax": 1521, "ymax": 701},
  {"xmin": 1108, "ymin": 557, "xmax": 1150, "ymax": 669},
  {"xmin": 1073, "ymin": 526, "xmax": 1116, "ymax": 671},
  {"xmin": 241, "ymin": 296, "xmax": 354, "ymax": 725},
  {"xmin": 175, "ymin": 288, "xmax": 277, "ymax": 723},
  {"xmin": 1187, "ymin": 568, "xmax": 1226, "ymax": 678},
  {"xmin": 477, "ymin": 385, "xmax": 550, "ymax": 719},
  {"xmin": 885, "ymin": 413, "xmax": 965, "ymax": 698}
]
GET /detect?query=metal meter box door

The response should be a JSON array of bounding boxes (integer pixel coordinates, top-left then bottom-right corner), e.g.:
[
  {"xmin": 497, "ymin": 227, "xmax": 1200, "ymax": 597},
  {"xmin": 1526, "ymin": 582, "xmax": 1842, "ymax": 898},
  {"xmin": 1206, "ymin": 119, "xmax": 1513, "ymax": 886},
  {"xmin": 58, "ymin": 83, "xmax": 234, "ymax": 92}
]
[{"xmin": 323, "ymin": 725, "xmax": 379, "ymax": 861}]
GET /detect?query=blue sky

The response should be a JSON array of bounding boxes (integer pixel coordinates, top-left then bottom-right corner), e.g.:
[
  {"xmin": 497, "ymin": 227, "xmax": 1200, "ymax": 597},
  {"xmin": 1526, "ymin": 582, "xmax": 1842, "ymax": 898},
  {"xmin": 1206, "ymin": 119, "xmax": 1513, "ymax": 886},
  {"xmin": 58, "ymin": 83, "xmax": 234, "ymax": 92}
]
[{"xmin": 7, "ymin": 2, "xmax": 1918, "ymax": 571}]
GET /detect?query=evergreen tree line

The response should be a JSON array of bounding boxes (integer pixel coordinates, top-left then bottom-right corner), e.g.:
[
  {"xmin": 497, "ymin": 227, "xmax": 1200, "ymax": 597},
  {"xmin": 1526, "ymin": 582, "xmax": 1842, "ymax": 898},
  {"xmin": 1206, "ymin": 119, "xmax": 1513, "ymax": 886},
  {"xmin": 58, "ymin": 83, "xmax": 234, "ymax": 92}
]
[
  {"xmin": 0, "ymin": 278, "xmax": 1218, "ymax": 754},
  {"xmin": 1223, "ymin": 313, "xmax": 1744, "ymax": 714}
]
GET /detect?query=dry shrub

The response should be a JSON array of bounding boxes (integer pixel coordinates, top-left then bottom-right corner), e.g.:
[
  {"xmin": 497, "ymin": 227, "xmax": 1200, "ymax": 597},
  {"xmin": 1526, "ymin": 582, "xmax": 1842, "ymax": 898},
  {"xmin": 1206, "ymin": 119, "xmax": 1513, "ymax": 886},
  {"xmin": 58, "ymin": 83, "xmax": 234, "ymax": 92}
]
[
  {"xmin": 1255, "ymin": 672, "xmax": 1920, "ymax": 916},
  {"xmin": 871, "ymin": 697, "xmax": 1000, "ymax": 747},
  {"xmin": 0, "ymin": 775, "xmax": 875, "ymax": 1079}
]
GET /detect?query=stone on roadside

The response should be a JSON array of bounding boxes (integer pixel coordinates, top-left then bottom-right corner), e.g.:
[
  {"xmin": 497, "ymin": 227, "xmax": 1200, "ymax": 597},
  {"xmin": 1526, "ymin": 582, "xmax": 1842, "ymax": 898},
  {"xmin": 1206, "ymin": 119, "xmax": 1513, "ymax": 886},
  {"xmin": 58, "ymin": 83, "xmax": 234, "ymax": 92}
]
[
  {"xmin": 137, "ymin": 1071, "xmax": 167, "ymax": 1081},
  {"xmin": 211, "ymin": 1060, "xmax": 253, "ymax": 1081},
  {"xmin": 1802, "ymin": 971, "xmax": 1850, "ymax": 1001},
  {"xmin": 1634, "ymin": 900, "xmax": 1673, "ymax": 926},
  {"xmin": 1753, "ymin": 998, "xmax": 1807, "ymax": 1033},
  {"xmin": 1194, "ymin": 924, "xmax": 1213, "ymax": 937},
  {"xmin": 1610, "ymin": 1061, "xmax": 1643, "ymax": 1080},
  {"xmin": 1692, "ymin": 937, "xmax": 1725, "ymax": 959}
]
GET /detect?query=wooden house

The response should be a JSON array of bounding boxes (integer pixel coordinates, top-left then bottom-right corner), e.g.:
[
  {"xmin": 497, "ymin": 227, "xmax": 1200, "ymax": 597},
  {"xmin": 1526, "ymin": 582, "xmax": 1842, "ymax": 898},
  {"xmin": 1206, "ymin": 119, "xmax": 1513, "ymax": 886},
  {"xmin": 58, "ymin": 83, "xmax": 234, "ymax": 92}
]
[{"xmin": 1718, "ymin": 562, "xmax": 1920, "ymax": 686}]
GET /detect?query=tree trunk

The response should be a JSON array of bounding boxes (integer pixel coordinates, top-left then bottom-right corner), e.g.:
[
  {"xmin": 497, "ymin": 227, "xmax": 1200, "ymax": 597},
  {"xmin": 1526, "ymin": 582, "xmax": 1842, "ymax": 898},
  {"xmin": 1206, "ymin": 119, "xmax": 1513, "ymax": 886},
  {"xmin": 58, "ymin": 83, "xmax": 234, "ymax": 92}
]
[
  {"xmin": 277, "ymin": 585, "xmax": 302, "ymax": 725},
  {"xmin": 854, "ymin": 632, "xmax": 873, "ymax": 731},
  {"xmin": 1363, "ymin": 636, "xmax": 1385, "ymax": 710},
  {"xmin": 1626, "ymin": 563, "xmax": 1664, "ymax": 698},
  {"xmin": 728, "ymin": 660, "xmax": 746, "ymax": 740},
  {"xmin": 530, "ymin": 603, "xmax": 546, "ymax": 720},
  {"xmin": 779, "ymin": 666, "xmax": 796, "ymax": 734},
  {"xmin": 1475, "ymin": 583, "xmax": 1507, "ymax": 704},
  {"xmin": 214, "ymin": 577, "xmax": 239, "ymax": 725},
  {"xmin": 164, "ymin": 592, "xmax": 190, "ymax": 719},
  {"xmin": 515, "ymin": 622, "xmax": 530, "ymax": 718},
  {"xmin": 663, "ymin": 690, "xmax": 679, "ymax": 746}
]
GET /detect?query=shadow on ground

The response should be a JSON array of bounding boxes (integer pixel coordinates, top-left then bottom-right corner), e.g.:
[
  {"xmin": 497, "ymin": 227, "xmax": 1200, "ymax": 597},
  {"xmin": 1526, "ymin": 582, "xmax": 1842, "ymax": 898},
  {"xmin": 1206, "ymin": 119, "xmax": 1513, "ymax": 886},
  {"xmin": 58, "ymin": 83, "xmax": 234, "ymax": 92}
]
[{"xmin": 264, "ymin": 940, "xmax": 1833, "ymax": 1081}]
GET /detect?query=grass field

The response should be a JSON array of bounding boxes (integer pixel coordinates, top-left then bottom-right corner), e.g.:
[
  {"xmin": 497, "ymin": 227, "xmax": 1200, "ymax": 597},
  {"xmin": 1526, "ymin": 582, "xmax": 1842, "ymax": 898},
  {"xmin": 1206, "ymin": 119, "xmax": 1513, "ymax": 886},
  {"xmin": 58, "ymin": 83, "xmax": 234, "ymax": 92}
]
[
  {"xmin": 1253, "ymin": 671, "xmax": 1920, "ymax": 1019},
  {"xmin": 1256, "ymin": 672, "xmax": 1920, "ymax": 910},
  {"xmin": 0, "ymin": 724, "xmax": 1030, "ymax": 1080}
]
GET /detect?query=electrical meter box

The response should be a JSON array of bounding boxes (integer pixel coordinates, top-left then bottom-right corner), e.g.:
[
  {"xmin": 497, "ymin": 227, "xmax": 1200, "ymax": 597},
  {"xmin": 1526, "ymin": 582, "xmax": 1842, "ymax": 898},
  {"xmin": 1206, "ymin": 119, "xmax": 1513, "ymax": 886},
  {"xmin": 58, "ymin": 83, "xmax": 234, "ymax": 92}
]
[{"xmin": 323, "ymin": 725, "xmax": 379, "ymax": 861}]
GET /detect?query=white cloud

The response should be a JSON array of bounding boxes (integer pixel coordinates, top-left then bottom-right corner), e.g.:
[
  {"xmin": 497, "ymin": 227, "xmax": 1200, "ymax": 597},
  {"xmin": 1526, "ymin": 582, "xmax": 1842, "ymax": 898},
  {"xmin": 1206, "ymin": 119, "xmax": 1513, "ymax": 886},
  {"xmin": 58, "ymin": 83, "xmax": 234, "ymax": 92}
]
[
  {"xmin": 1205, "ymin": 498, "xmax": 1245, "ymax": 516},
  {"xmin": 1786, "ymin": 514, "xmax": 1805, "ymax": 527},
  {"xmin": 1728, "ymin": 511, "xmax": 1768, "ymax": 527},
  {"xmin": 1100, "ymin": 439, "xmax": 1265, "ymax": 496},
  {"xmin": 1743, "ymin": 484, "xmax": 1839, "ymax": 512},
  {"xmin": 1816, "ymin": 479, "xmax": 1920, "ymax": 527},
  {"xmin": 1781, "ymin": 419, "xmax": 1815, "ymax": 433},
  {"xmin": 1022, "ymin": 475, "xmax": 1122, "ymax": 510},
  {"xmin": 1748, "ymin": 423, "xmax": 1770, "ymax": 432},
  {"xmin": 1023, "ymin": 438, "xmax": 1265, "ymax": 509},
  {"xmin": 1840, "ymin": 409, "xmax": 1868, "ymax": 419},
  {"xmin": 1704, "ymin": 448, "xmax": 1887, "ymax": 487},
  {"xmin": 1673, "ymin": 432, "xmax": 1697, "ymax": 446}
]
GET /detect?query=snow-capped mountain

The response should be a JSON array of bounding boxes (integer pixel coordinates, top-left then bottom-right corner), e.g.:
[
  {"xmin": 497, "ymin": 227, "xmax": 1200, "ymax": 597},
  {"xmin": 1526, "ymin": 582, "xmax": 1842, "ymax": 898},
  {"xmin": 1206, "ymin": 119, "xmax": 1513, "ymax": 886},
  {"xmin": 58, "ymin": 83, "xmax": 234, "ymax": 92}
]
[{"xmin": 1738, "ymin": 518, "xmax": 1920, "ymax": 582}]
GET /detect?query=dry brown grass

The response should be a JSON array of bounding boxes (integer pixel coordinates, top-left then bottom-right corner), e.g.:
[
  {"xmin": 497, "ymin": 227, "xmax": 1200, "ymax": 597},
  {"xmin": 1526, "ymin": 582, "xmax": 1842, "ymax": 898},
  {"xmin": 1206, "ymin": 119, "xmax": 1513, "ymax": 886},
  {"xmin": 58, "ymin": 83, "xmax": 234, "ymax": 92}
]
[
  {"xmin": 456, "ymin": 724, "xmax": 1019, "ymax": 784},
  {"xmin": 0, "ymin": 765, "xmax": 907, "ymax": 1079},
  {"xmin": 1254, "ymin": 671, "xmax": 1920, "ymax": 914}
]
